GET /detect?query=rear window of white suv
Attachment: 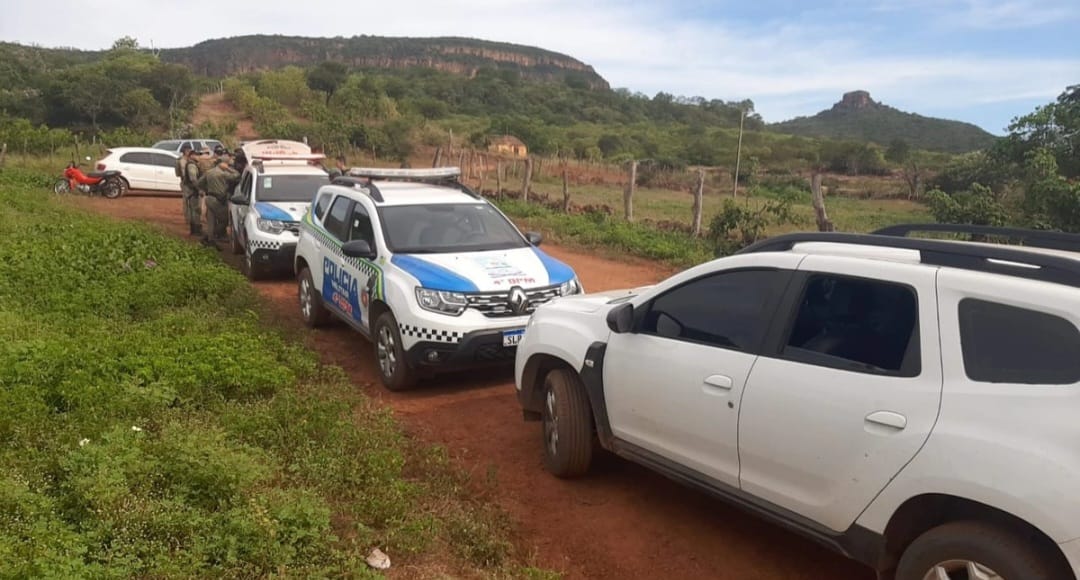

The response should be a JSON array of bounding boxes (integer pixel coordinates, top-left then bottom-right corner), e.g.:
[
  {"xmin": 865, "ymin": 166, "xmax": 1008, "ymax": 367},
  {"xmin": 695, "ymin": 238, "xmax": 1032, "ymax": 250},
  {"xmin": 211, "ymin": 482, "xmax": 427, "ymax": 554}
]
[{"xmin": 958, "ymin": 299, "xmax": 1080, "ymax": 385}]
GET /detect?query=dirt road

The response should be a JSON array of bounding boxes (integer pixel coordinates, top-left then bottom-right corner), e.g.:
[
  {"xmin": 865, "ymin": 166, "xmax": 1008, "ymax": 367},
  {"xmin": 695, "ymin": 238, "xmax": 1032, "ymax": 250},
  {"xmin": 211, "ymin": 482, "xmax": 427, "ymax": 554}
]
[{"xmin": 75, "ymin": 193, "xmax": 874, "ymax": 580}]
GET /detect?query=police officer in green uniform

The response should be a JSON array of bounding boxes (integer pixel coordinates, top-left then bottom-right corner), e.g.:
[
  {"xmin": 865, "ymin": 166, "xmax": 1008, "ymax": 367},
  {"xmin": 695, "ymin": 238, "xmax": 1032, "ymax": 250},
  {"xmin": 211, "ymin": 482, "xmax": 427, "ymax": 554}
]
[
  {"xmin": 181, "ymin": 146, "xmax": 203, "ymax": 236},
  {"xmin": 197, "ymin": 155, "xmax": 239, "ymax": 248},
  {"xmin": 327, "ymin": 155, "xmax": 347, "ymax": 179}
]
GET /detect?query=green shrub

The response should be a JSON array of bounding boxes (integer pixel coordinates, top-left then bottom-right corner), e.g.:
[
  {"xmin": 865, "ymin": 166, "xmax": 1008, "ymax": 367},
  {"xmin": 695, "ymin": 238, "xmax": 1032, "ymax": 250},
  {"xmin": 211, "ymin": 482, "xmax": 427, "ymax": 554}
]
[{"xmin": 0, "ymin": 176, "xmax": 544, "ymax": 577}]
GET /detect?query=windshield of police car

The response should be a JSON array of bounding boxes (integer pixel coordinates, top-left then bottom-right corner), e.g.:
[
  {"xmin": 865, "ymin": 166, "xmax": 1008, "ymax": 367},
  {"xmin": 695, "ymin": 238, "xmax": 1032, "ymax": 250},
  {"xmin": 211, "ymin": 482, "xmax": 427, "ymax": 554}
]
[
  {"xmin": 256, "ymin": 175, "xmax": 329, "ymax": 202},
  {"xmin": 378, "ymin": 203, "xmax": 528, "ymax": 254}
]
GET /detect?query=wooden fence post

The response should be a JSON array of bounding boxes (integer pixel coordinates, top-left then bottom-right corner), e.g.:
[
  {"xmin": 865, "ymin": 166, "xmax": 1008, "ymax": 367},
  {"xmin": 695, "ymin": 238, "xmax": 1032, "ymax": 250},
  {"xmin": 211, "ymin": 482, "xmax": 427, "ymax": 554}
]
[
  {"xmin": 624, "ymin": 160, "xmax": 638, "ymax": 222},
  {"xmin": 0, "ymin": 143, "xmax": 7, "ymax": 168},
  {"xmin": 431, "ymin": 146, "xmax": 442, "ymax": 167},
  {"xmin": 496, "ymin": 160, "xmax": 503, "ymax": 199},
  {"xmin": 562, "ymin": 163, "xmax": 571, "ymax": 213},
  {"xmin": 692, "ymin": 168, "xmax": 705, "ymax": 237},
  {"xmin": 478, "ymin": 154, "xmax": 486, "ymax": 192},
  {"xmin": 811, "ymin": 172, "xmax": 835, "ymax": 232},
  {"xmin": 522, "ymin": 156, "xmax": 533, "ymax": 203}
]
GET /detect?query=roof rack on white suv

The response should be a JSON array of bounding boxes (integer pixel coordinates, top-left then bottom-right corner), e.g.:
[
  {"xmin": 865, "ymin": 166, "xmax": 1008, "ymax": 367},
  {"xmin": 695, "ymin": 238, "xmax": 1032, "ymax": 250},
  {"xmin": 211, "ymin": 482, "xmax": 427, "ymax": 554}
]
[
  {"xmin": 737, "ymin": 224, "xmax": 1080, "ymax": 288},
  {"xmin": 332, "ymin": 166, "xmax": 482, "ymax": 202}
]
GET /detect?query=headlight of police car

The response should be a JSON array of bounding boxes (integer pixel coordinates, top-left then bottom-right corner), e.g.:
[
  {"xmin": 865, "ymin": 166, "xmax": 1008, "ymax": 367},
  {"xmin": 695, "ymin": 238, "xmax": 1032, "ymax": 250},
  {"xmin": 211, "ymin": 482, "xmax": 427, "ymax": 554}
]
[
  {"xmin": 256, "ymin": 218, "xmax": 287, "ymax": 235},
  {"xmin": 559, "ymin": 277, "xmax": 582, "ymax": 296},
  {"xmin": 415, "ymin": 288, "xmax": 468, "ymax": 316}
]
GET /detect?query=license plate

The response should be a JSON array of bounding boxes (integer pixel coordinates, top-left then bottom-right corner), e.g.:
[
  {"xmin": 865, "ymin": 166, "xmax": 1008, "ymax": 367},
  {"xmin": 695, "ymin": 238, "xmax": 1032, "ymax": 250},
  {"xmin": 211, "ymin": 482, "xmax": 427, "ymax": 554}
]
[{"xmin": 502, "ymin": 328, "xmax": 525, "ymax": 347}]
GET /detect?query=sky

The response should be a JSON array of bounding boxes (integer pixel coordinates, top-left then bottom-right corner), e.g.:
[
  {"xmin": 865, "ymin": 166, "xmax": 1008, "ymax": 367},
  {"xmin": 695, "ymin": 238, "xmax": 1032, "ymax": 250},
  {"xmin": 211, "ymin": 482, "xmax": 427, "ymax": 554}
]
[{"xmin": 2, "ymin": 0, "xmax": 1077, "ymax": 134}]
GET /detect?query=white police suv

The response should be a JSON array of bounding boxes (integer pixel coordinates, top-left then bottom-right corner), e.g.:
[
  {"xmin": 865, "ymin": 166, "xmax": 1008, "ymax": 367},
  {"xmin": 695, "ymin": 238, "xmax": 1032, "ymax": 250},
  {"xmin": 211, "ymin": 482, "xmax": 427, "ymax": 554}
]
[
  {"xmin": 228, "ymin": 140, "xmax": 330, "ymax": 280},
  {"xmin": 293, "ymin": 167, "xmax": 582, "ymax": 390}
]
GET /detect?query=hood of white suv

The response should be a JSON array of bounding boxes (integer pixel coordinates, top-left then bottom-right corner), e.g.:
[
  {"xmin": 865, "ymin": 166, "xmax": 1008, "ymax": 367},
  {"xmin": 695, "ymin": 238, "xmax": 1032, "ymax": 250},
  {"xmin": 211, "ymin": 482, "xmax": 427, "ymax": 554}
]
[
  {"xmin": 537, "ymin": 286, "xmax": 652, "ymax": 314},
  {"xmin": 391, "ymin": 247, "xmax": 575, "ymax": 292}
]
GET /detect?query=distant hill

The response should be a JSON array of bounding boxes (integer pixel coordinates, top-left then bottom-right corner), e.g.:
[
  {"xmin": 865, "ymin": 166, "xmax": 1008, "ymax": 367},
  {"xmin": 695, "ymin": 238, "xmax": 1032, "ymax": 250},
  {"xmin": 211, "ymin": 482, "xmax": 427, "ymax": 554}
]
[
  {"xmin": 157, "ymin": 35, "xmax": 609, "ymax": 89},
  {"xmin": 770, "ymin": 91, "xmax": 997, "ymax": 153}
]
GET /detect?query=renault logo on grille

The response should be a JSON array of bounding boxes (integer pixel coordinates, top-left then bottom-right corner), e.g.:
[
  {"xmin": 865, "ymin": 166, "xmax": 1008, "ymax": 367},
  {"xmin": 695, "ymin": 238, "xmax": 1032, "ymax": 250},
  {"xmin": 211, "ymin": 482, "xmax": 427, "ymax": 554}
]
[{"xmin": 508, "ymin": 286, "xmax": 529, "ymax": 315}]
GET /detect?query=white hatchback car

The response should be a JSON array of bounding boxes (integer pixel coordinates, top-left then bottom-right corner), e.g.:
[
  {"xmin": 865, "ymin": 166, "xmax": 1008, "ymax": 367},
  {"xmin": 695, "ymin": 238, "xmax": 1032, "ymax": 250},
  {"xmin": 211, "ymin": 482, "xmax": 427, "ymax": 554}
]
[
  {"xmin": 94, "ymin": 147, "xmax": 181, "ymax": 193},
  {"xmin": 515, "ymin": 223, "xmax": 1080, "ymax": 580}
]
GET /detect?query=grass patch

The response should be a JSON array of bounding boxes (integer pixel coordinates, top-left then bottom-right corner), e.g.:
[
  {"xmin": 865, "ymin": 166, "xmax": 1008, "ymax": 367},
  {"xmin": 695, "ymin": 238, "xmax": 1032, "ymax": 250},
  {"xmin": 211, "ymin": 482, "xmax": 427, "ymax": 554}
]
[
  {"xmin": 0, "ymin": 168, "xmax": 552, "ymax": 578},
  {"xmin": 493, "ymin": 179, "xmax": 930, "ymax": 268},
  {"xmin": 496, "ymin": 198, "xmax": 713, "ymax": 268}
]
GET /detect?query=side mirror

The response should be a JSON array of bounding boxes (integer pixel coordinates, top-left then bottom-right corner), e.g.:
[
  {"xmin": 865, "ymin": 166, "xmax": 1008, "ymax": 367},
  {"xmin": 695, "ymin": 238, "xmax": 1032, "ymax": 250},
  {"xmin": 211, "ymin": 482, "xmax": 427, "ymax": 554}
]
[
  {"xmin": 342, "ymin": 239, "xmax": 377, "ymax": 260},
  {"xmin": 229, "ymin": 194, "xmax": 247, "ymax": 205},
  {"xmin": 605, "ymin": 302, "xmax": 634, "ymax": 334},
  {"xmin": 525, "ymin": 231, "xmax": 543, "ymax": 246}
]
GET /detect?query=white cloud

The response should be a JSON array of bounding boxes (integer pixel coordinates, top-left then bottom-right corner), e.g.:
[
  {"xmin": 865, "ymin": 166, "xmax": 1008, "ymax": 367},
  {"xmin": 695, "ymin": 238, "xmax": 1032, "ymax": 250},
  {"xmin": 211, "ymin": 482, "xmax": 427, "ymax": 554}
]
[
  {"xmin": 874, "ymin": 0, "xmax": 1077, "ymax": 29},
  {"xmin": 1, "ymin": 0, "xmax": 1075, "ymax": 131}
]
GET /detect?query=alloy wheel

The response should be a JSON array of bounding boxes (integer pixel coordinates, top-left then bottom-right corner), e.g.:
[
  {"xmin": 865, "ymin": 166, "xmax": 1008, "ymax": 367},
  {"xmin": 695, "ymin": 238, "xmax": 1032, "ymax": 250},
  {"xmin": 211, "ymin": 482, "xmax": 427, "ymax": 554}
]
[
  {"xmin": 377, "ymin": 325, "xmax": 397, "ymax": 378},
  {"xmin": 544, "ymin": 388, "xmax": 559, "ymax": 457},
  {"xmin": 923, "ymin": 560, "xmax": 1003, "ymax": 580},
  {"xmin": 299, "ymin": 277, "xmax": 313, "ymax": 320}
]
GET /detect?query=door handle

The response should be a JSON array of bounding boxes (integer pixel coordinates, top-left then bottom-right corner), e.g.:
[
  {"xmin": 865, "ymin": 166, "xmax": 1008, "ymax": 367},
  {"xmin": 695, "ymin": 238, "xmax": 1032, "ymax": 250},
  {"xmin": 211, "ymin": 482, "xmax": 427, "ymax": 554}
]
[
  {"xmin": 703, "ymin": 375, "xmax": 733, "ymax": 390},
  {"xmin": 865, "ymin": 411, "xmax": 907, "ymax": 431}
]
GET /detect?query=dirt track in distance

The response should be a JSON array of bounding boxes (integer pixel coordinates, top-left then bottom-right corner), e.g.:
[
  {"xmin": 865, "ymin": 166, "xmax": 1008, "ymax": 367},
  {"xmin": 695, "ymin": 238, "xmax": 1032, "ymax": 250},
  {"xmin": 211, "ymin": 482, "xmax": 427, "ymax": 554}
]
[{"xmin": 74, "ymin": 193, "xmax": 874, "ymax": 580}]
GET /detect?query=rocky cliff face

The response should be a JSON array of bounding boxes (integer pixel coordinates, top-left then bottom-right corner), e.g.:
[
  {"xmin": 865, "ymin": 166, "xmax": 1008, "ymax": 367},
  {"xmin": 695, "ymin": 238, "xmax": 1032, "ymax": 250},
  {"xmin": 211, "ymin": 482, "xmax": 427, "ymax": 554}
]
[
  {"xmin": 160, "ymin": 35, "xmax": 609, "ymax": 89},
  {"xmin": 832, "ymin": 90, "xmax": 882, "ymax": 111}
]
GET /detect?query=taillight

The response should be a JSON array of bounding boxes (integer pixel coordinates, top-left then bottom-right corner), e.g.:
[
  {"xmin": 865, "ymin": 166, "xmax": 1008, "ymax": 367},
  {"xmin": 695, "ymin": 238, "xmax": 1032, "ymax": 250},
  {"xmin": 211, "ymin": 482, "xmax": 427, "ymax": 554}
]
[{"xmin": 96, "ymin": 163, "xmax": 106, "ymax": 171}]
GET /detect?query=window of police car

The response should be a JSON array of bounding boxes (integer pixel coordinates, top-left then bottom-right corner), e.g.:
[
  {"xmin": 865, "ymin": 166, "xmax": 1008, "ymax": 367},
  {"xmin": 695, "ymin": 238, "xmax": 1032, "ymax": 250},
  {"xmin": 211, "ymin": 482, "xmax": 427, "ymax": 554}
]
[
  {"xmin": 323, "ymin": 196, "xmax": 352, "ymax": 241},
  {"xmin": 256, "ymin": 175, "xmax": 329, "ymax": 203},
  {"xmin": 378, "ymin": 203, "xmax": 527, "ymax": 254},
  {"xmin": 348, "ymin": 204, "xmax": 377, "ymax": 248},
  {"xmin": 314, "ymin": 191, "xmax": 333, "ymax": 221}
]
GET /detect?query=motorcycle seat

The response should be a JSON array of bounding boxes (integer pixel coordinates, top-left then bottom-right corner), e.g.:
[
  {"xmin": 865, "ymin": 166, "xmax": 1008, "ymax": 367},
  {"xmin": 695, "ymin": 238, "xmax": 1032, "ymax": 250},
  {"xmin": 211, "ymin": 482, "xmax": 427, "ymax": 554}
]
[{"xmin": 87, "ymin": 170, "xmax": 120, "ymax": 178}]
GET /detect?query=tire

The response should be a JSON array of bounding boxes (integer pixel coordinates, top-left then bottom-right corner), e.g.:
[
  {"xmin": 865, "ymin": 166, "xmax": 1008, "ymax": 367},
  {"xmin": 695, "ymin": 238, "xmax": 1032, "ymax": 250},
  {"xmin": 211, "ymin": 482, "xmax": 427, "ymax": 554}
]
[
  {"xmin": 297, "ymin": 267, "xmax": 329, "ymax": 328},
  {"xmin": 53, "ymin": 179, "xmax": 70, "ymax": 194},
  {"xmin": 372, "ymin": 311, "xmax": 416, "ymax": 391},
  {"xmin": 102, "ymin": 177, "xmax": 123, "ymax": 199},
  {"xmin": 242, "ymin": 247, "xmax": 265, "ymax": 281},
  {"xmin": 230, "ymin": 221, "xmax": 244, "ymax": 255},
  {"xmin": 541, "ymin": 368, "xmax": 594, "ymax": 478},
  {"xmin": 118, "ymin": 177, "xmax": 130, "ymax": 196},
  {"xmin": 896, "ymin": 521, "xmax": 1064, "ymax": 580}
]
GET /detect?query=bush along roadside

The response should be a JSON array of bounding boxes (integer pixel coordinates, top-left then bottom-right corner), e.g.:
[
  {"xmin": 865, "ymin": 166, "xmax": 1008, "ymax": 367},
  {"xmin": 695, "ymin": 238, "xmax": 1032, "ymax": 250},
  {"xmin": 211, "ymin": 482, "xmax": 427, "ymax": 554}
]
[
  {"xmin": 490, "ymin": 189, "xmax": 801, "ymax": 268},
  {"xmin": 0, "ymin": 171, "xmax": 550, "ymax": 579}
]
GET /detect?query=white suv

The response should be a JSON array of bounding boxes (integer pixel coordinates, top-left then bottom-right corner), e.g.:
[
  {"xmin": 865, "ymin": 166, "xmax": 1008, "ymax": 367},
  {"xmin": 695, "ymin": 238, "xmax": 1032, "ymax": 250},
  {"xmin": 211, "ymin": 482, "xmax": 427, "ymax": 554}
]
[
  {"xmin": 293, "ymin": 167, "xmax": 581, "ymax": 391},
  {"xmin": 514, "ymin": 224, "xmax": 1080, "ymax": 580},
  {"xmin": 227, "ymin": 140, "xmax": 331, "ymax": 280}
]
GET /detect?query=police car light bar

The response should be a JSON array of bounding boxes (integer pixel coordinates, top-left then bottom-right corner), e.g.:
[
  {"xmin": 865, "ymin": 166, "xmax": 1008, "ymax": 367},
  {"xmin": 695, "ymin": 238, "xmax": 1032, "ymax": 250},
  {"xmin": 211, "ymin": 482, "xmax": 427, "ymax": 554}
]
[
  {"xmin": 346, "ymin": 167, "xmax": 462, "ymax": 181},
  {"xmin": 243, "ymin": 139, "xmax": 324, "ymax": 162}
]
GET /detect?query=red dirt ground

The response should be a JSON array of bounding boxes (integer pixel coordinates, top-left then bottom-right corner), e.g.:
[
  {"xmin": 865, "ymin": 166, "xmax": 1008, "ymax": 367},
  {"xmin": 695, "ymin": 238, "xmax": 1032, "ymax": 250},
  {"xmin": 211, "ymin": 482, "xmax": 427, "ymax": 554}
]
[{"xmin": 73, "ymin": 193, "xmax": 875, "ymax": 580}]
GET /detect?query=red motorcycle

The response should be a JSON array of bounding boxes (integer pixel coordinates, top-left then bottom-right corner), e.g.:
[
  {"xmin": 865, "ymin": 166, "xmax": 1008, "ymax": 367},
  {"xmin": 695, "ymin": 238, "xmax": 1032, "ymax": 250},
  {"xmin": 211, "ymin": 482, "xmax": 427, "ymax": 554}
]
[{"xmin": 53, "ymin": 159, "xmax": 124, "ymax": 199}]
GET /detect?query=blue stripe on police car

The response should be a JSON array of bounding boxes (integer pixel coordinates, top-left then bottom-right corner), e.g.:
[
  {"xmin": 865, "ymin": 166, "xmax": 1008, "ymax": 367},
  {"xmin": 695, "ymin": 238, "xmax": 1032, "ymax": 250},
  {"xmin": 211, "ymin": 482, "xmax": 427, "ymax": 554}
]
[
  {"xmin": 391, "ymin": 255, "xmax": 479, "ymax": 292},
  {"xmin": 254, "ymin": 202, "xmax": 294, "ymax": 222}
]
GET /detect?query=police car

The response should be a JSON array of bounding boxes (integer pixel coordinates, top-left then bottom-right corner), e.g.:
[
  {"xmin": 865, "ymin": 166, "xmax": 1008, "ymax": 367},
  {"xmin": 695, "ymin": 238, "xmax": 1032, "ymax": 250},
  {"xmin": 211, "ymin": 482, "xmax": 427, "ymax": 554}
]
[
  {"xmin": 293, "ymin": 167, "xmax": 582, "ymax": 390},
  {"xmin": 227, "ymin": 140, "xmax": 330, "ymax": 280}
]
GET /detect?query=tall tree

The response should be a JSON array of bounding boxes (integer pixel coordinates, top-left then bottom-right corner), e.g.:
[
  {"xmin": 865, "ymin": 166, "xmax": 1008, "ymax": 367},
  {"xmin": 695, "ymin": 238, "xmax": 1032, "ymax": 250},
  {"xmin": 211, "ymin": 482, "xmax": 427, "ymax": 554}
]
[{"xmin": 306, "ymin": 61, "xmax": 348, "ymax": 104}]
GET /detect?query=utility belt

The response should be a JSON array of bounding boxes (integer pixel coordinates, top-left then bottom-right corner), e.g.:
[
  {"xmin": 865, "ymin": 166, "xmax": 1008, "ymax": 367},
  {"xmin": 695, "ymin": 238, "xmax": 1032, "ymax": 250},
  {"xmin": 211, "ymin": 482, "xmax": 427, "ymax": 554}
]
[{"xmin": 206, "ymin": 191, "xmax": 228, "ymax": 203}]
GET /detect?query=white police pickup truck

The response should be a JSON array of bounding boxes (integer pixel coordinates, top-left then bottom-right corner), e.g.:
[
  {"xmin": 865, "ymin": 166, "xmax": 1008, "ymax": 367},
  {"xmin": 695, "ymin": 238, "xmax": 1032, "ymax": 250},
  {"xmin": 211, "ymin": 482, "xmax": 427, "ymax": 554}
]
[
  {"xmin": 293, "ymin": 167, "xmax": 582, "ymax": 390},
  {"xmin": 228, "ymin": 140, "xmax": 330, "ymax": 280}
]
